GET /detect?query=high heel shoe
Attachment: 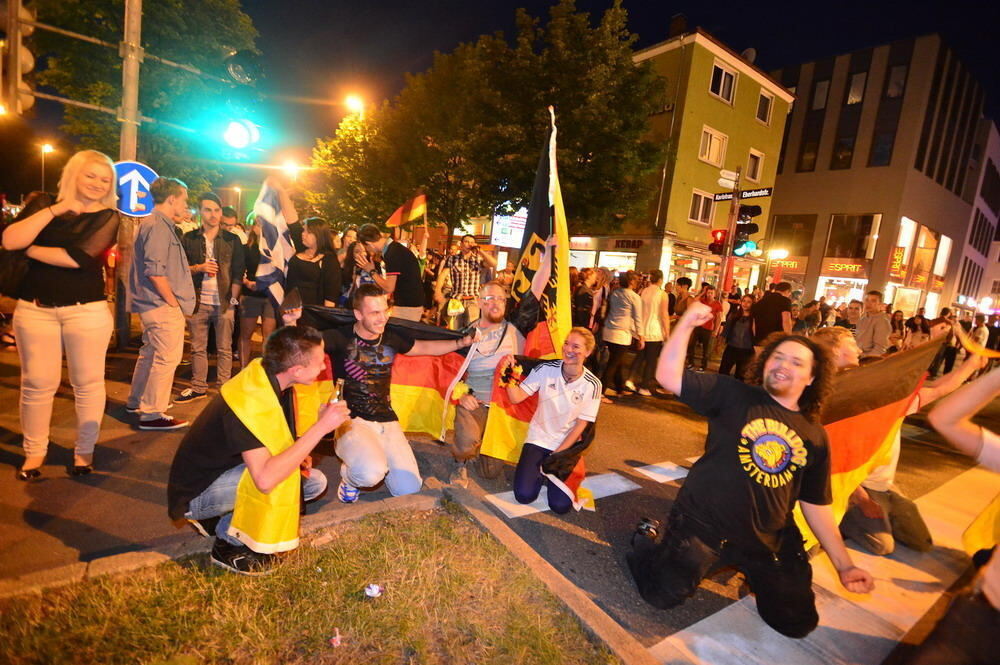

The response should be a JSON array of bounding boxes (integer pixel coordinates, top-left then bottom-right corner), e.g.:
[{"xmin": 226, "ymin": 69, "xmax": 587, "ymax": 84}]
[{"xmin": 16, "ymin": 467, "xmax": 41, "ymax": 481}]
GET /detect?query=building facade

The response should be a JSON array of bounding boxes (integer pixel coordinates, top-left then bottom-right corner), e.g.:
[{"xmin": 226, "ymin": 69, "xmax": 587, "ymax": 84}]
[
  {"xmin": 970, "ymin": 121, "xmax": 1000, "ymax": 313},
  {"xmin": 768, "ymin": 34, "xmax": 987, "ymax": 316},
  {"xmin": 565, "ymin": 29, "xmax": 792, "ymax": 288}
]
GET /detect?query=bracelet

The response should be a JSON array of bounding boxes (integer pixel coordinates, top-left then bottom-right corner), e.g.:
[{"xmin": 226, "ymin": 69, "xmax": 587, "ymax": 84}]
[{"xmin": 48, "ymin": 206, "xmax": 56, "ymax": 217}]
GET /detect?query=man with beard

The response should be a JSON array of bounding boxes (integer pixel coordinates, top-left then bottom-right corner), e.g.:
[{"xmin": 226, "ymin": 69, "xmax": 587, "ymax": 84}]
[{"xmin": 627, "ymin": 302, "xmax": 874, "ymax": 638}]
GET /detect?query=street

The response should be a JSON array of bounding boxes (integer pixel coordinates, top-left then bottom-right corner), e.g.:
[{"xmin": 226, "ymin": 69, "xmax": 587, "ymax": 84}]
[{"xmin": 1, "ymin": 334, "xmax": 996, "ymax": 664}]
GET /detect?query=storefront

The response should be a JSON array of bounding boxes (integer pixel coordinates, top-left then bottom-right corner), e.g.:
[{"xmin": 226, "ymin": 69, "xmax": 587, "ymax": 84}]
[
  {"xmin": 568, "ymin": 236, "xmax": 669, "ymax": 275},
  {"xmin": 883, "ymin": 216, "xmax": 951, "ymax": 316},
  {"xmin": 815, "ymin": 257, "xmax": 871, "ymax": 305},
  {"xmin": 766, "ymin": 255, "xmax": 808, "ymax": 293}
]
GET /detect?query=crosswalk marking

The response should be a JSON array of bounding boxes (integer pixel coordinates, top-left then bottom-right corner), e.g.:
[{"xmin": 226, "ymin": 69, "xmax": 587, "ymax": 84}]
[
  {"xmin": 484, "ymin": 472, "xmax": 641, "ymax": 519},
  {"xmin": 647, "ymin": 464, "xmax": 998, "ymax": 664},
  {"xmin": 635, "ymin": 461, "xmax": 689, "ymax": 484}
]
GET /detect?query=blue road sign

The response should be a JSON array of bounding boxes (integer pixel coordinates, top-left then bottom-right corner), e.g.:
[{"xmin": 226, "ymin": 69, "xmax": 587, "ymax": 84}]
[{"xmin": 114, "ymin": 161, "xmax": 158, "ymax": 216}]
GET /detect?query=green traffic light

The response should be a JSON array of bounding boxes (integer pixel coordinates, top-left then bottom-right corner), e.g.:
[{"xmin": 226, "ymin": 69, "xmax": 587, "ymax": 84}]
[{"xmin": 223, "ymin": 119, "xmax": 260, "ymax": 149}]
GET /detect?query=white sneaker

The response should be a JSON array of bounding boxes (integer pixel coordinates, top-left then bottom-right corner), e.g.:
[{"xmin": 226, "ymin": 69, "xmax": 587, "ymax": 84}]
[
  {"xmin": 624, "ymin": 380, "xmax": 637, "ymax": 392},
  {"xmin": 637, "ymin": 388, "xmax": 652, "ymax": 397},
  {"xmin": 604, "ymin": 388, "xmax": 618, "ymax": 397}
]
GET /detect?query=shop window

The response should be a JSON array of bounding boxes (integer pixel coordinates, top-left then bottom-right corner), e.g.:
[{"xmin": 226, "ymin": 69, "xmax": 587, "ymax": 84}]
[
  {"xmin": 710, "ymin": 62, "xmax": 736, "ymax": 104},
  {"xmin": 770, "ymin": 214, "xmax": 817, "ymax": 257}
]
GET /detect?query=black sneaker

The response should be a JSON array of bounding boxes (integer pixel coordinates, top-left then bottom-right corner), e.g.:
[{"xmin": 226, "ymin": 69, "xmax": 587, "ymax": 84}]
[
  {"xmin": 187, "ymin": 515, "xmax": 221, "ymax": 538},
  {"xmin": 210, "ymin": 539, "xmax": 279, "ymax": 576},
  {"xmin": 175, "ymin": 388, "xmax": 208, "ymax": 403},
  {"xmin": 138, "ymin": 416, "xmax": 189, "ymax": 431}
]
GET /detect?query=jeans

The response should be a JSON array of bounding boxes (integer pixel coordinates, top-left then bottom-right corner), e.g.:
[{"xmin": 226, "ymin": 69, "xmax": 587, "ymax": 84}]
[
  {"xmin": 335, "ymin": 418, "xmax": 422, "ymax": 495},
  {"xmin": 840, "ymin": 487, "xmax": 932, "ymax": 555},
  {"xmin": 687, "ymin": 327, "xmax": 713, "ymax": 370},
  {"xmin": 127, "ymin": 304, "xmax": 186, "ymax": 420},
  {"xmin": 188, "ymin": 304, "xmax": 235, "ymax": 392},
  {"xmin": 186, "ymin": 463, "xmax": 328, "ymax": 546},
  {"xmin": 513, "ymin": 442, "xmax": 572, "ymax": 514},
  {"xmin": 628, "ymin": 511, "xmax": 818, "ymax": 638},
  {"xmin": 13, "ymin": 300, "xmax": 113, "ymax": 457},
  {"xmin": 629, "ymin": 340, "xmax": 663, "ymax": 389},
  {"xmin": 602, "ymin": 341, "xmax": 632, "ymax": 393},
  {"xmin": 718, "ymin": 345, "xmax": 754, "ymax": 381}
]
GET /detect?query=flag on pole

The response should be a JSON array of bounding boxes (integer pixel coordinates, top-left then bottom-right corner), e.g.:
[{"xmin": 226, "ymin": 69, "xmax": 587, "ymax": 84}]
[
  {"xmin": 385, "ymin": 194, "xmax": 427, "ymax": 228},
  {"xmin": 253, "ymin": 182, "xmax": 295, "ymax": 309},
  {"xmin": 480, "ymin": 107, "xmax": 578, "ymax": 490}
]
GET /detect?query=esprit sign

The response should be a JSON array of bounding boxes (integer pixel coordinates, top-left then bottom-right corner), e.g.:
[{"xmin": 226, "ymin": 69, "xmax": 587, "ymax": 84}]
[
  {"xmin": 888, "ymin": 246, "xmax": 907, "ymax": 280},
  {"xmin": 821, "ymin": 258, "xmax": 869, "ymax": 275}
]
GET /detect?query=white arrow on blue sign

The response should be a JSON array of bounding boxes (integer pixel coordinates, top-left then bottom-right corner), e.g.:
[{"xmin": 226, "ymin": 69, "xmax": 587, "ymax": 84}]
[{"xmin": 114, "ymin": 161, "xmax": 159, "ymax": 216}]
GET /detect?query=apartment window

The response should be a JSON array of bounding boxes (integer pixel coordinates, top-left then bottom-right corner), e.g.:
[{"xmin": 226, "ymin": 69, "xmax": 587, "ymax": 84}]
[
  {"xmin": 797, "ymin": 141, "xmax": 818, "ymax": 172},
  {"xmin": 811, "ymin": 79, "xmax": 830, "ymax": 110},
  {"xmin": 886, "ymin": 65, "xmax": 907, "ymax": 98},
  {"xmin": 747, "ymin": 149, "xmax": 764, "ymax": 182},
  {"xmin": 688, "ymin": 190, "xmax": 714, "ymax": 225},
  {"xmin": 756, "ymin": 92, "xmax": 773, "ymax": 124},
  {"xmin": 846, "ymin": 72, "xmax": 867, "ymax": 105},
  {"xmin": 830, "ymin": 136, "xmax": 855, "ymax": 170},
  {"xmin": 699, "ymin": 126, "xmax": 728, "ymax": 166},
  {"xmin": 869, "ymin": 132, "xmax": 896, "ymax": 167},
  {"xmin": 710, "ymin": 62, "xmax": 736, "ymax": 104}
]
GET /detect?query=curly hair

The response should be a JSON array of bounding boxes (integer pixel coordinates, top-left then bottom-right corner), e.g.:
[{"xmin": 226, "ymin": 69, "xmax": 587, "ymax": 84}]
[{"xmin": 745, "ymin": 332, "xmax": 834, "ymax": 423}]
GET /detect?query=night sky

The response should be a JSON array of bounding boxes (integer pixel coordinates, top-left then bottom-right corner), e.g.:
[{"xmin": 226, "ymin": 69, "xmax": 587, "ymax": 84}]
[{"xmin": 3, "ymin": 0, "xmax": 998, "ymax": 198}]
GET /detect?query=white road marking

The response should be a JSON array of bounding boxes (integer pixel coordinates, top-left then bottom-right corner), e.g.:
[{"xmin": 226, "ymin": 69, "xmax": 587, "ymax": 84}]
[
  {"xmin": 635, "ymin": 461, "xmax": 689, "ymax": 484},
  {"xmin": 484, "ymin": 472, "xmax": 641, "ymax": 519}
]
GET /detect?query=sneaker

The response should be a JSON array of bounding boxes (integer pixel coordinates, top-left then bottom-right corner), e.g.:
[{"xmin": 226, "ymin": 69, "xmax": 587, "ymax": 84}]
[
  {"xmin": 604, "ymin": 388, "xmax": 618, "ymax": 397},
  {"xmin": 175, "ymin": 388, "xmax": 208, "ymax": 403},
  {"xmin": 637, "ymin": 388, "xmax": 652, "ymax": 397},
  {"xmin": 449, "ymin": 463, "xmax": 469, "ymax": 488},
  {"xmin": 210, "ymin": 539, "xmax": 278, "ymax": 576},
  {"xmin": 624, "ymin": 380, "xmax": 637, "ymax": 392},
  {"xmin": 138, "ymin": 416, "xmax": 189, "ymax": 431},
  {"xmin": 187, "ymin": 515, "xmax": 221, "ymax": 538},
  {"xmin": 337, "ymin": 470, "xmax": 360, "ymax": 504}
]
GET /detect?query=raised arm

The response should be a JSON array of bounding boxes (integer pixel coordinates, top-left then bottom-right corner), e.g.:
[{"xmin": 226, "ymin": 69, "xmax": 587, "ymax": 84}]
[
  {"xmin": 531, "ymin": 235, "xmax": 558, "ymax": 301},
  {"xmin": 927, "ymin": 365, "xmax": 1000, "ymax": 459},
  {"xmin": 656, "ymin": 301, "xmax": 713, "ymax": 394}
]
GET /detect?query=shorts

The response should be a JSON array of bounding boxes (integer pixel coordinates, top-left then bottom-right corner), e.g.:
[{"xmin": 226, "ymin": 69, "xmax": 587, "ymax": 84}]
[{"xmin": 239, "ymin": 295, "xmax": 276, "ymax": 321}]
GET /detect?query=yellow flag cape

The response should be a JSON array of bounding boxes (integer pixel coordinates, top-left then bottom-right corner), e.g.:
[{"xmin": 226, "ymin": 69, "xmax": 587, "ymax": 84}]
[{"xmin": 223, "ymin": 359, "xmax": 324, "ymax": 554}]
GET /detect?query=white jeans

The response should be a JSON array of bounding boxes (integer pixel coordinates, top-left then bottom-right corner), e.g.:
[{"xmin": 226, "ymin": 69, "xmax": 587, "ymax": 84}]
[
  {"xmin": 13, "ymin": 299, "xmax": 113, "ymax": 458},
  {"xmin": 335, "ymin": 418, "xmax": 422, "ymax": 495},
  {"xmin": 127, "ymin": 304, "xmax": 186, "ymax": 420}
]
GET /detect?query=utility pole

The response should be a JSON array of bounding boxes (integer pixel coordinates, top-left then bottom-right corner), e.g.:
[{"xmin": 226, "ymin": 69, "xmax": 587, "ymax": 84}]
[
  {"xmin": 4, "ymin": 0, "xmax": 22, "ymax": 113},
  {"xmin": 118, "ymin": 0, "xmax": 142, "ymax": 162},
  {"xmin": 717, "ymin": 166, "xmax": 742, "ymax": 293}
]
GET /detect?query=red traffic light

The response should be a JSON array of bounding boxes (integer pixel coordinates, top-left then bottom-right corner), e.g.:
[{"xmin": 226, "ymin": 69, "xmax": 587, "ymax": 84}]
[
  {"xmin": 708, "ymin": 229, "xmax": 727, "ymax": 255},
  {"xmin": 711, "ymin": 229, "xmax": 727, "ymax": 243}
]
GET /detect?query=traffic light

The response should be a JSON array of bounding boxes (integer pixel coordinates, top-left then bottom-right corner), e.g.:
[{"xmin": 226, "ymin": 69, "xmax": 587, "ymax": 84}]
[
  {"xmin": 733, "ymin": 204, "xmax": 762, "ymax": 256},
  {"xmin": 1, "ymin": 0, "xmax": 36, "ymax": 115},
  {"xmin": 708, "ymin": 228, "xmax": 727, "ymax": 255}
]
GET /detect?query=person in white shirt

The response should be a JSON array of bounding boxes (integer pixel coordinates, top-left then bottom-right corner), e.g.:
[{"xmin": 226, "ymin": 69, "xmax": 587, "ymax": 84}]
[
  {"xmin": 498, "ymin": 328, "xmax": 602, "ymax": 514},
  {"xmin": 627, "ymin": 269, "xmax": 669, "ymax": 396}
]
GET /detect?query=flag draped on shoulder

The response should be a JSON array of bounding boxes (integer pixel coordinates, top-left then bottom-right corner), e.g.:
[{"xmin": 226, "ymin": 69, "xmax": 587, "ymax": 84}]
[
  {"xmin": 793, "ymin": 339, "xmax": 943, "ymax": 548},
  {"xmin": 385, "ymin": 194, "xmax": 427, "ymax": 228},
  {"xmin": 253, "ymin": 182, "xmax": 295, "ymax": 309}
]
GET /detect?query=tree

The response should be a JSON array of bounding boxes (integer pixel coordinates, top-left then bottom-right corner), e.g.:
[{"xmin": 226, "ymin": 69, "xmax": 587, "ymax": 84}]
[
  {"xmin": 307, "ymin": 0, "xmax": 666, "ymax": 237},
  {"xmin": 33, "ymin": 0, "xmax": 258, "ymax": 195}
]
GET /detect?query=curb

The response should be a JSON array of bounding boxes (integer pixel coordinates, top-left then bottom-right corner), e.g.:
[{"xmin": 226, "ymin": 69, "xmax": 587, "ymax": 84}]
[
  {"xmin": 0, "ymin": 488, "xmax": 443, "ymax": 601},
  {"xmin": 444, "ymin": 486, "xmax": 660, "ymax": 665}
]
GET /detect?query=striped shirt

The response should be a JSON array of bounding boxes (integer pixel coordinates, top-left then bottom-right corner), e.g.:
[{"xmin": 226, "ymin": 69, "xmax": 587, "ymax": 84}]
[
  {"xmin": 445, "ymin": 252, "xmax": 485, "ymax": 299},
  {"xmin": 520, "ymin": 360, "xmax": 602, "ymax": 451}
]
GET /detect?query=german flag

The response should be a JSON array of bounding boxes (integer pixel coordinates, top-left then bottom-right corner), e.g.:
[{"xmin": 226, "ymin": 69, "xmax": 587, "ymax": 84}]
[
  {"xmin": 385, "ymin": 194, "xmax": 427, "ymax": 228},
  {"xmin": 793, "ymin": 338, "xmax": 944, "ymax": 548}
]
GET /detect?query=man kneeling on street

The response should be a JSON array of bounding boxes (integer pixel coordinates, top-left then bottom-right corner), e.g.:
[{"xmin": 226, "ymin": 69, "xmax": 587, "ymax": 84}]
[
  {"xmin": 627, "ymin": 301, "xmax": 874, "ymax": 638},
  {"xmin": 167, "ymin": 325, "xmax": 350, "ymax": 575}
]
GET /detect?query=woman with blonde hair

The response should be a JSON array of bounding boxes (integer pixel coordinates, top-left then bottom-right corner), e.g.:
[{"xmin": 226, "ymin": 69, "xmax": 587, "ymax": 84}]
[{"xmin": 1, "ymin": 149, "xmax": 121, "ymax": 480}]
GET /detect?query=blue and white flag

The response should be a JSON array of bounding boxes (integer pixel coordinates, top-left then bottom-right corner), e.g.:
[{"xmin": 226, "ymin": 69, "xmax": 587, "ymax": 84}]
[{"xmin": 253, "ymin": 182, "xmax": 295, "ymax": 309}]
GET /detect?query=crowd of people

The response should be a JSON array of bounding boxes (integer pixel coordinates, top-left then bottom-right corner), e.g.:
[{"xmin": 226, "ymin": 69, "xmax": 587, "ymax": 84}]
[{"xmin": 1, "ymin": 149, "xmax": 996, "ymax": 655}]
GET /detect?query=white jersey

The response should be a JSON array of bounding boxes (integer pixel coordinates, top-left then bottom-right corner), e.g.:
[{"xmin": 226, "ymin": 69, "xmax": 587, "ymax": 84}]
[{"xmin": 520, "ymin": 360, "xmax": 602, "ymax": 451}]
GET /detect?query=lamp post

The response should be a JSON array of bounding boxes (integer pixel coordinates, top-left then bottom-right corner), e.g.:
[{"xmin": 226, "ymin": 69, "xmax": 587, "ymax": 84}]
[
  {"xmin": 40, "ymin": 143, "xmax": 54, "ymax": 191},
  {"xmin": 344, "ymin": 94, "xmax": 364, "ymax": 117},
  {"xmin": 233, "ymin": 186, "xmax": 241, "ymax": 220}
]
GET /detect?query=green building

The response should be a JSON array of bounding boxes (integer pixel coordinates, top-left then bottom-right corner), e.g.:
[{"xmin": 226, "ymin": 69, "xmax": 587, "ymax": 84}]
[{"xmin": 570, "ymin": 28, "xmax": 792, "ymax": 291}]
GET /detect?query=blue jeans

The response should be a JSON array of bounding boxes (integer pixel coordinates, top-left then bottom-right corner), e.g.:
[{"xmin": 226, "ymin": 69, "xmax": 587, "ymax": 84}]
[
  {"xmin": 185, "ymin": 464, "xmax": 328, "ymax": 545},
  {"xmin": 513, "ymin": 442, "xmax": 573, "ymax": 514}
]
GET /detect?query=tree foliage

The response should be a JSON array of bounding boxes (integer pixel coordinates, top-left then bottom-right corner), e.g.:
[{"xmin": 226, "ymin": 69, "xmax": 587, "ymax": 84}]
[
  {"xmin": 33, "ymin": 0, "xmax": 258, "ymax": 194},
  {"xmin": 308, "ymin": 0, "xmax": 666, "ymax": 235}
]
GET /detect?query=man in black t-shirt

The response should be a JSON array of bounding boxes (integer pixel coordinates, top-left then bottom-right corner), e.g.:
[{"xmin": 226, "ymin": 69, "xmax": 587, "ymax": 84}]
[
  {"xmin": 628, "ymin": 302, "xmax": 874, "ymax": 638},
  {"xmin": 287, "ymin": 283, "xmax": 475, "ymax": 503},
  {"xmin": 750, "ymin": 281, "xmax": 793, "ymax": 347},
  {"xmin": 167, "ymin": 326, "xmax": 350, "ymax": 575},
  {"xmin": 357, "ymin": 223, "xmax": 425, "ymax": 321}
]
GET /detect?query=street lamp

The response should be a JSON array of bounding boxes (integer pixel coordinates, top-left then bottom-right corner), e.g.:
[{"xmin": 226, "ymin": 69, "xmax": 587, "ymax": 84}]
[
  {"xmin": 40, "ymin": 143, "xmax": 54, "ymax": 191},
  {"xmin": 233, "ymin": 186, "xmax": 241, "ymax": 220},
  {"xmin": 345, "ymin": 94, "xmax": 364, "ymax": 116},
  {"xmin": 282, "ymin": 160, "xmax": 300, "ymax": 181}
]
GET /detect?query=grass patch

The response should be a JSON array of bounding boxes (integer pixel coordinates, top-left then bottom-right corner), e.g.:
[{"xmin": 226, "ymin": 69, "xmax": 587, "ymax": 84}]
[{"xmin": 0, "ymin": 506, "xmax": 620, "ymax": 665}]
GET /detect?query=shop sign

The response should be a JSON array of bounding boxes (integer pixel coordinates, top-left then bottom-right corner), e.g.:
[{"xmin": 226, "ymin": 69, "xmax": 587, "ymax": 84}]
[
  {"xmin": 771, "ymin": 255, "xmax": 807, "ymax": 272},
  {"xmin": 570, "ymin": 236, "xmax": 593, "ymax": 250},
  {"xmin": 820, "ymin": 257, "xmax": 869, "ymax": 276},
  {"xmin": 931, "ymin": 276, "xmax": 945, "ymax": 292},
  {"xmin": 888, "ymin": 246, "xmax": 907, "ymax": 280},
  {"xmin": 615, "ymin": 239, "xmax": 644, "ymax": 249}
]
